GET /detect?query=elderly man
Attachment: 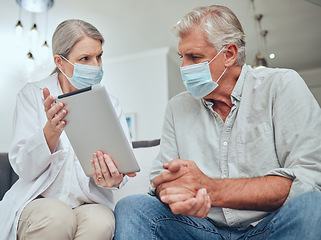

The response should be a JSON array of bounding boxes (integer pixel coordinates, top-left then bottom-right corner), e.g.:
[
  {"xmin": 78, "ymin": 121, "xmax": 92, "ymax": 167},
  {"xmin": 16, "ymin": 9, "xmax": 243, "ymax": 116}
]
[{"xmin": 114, "ymin": 5, "xmax": 321, "ymax": 240}]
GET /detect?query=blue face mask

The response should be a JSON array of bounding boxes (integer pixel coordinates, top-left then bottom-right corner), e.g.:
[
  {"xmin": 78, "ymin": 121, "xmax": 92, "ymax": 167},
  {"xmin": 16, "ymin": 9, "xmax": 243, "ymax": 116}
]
[
  {"xmin": 59, "ymin": 55, "xmax": 104, "ymax": 89},
  {"xmin": 180, "ymin": 47, "xmax": 227, "ymax": 99}
]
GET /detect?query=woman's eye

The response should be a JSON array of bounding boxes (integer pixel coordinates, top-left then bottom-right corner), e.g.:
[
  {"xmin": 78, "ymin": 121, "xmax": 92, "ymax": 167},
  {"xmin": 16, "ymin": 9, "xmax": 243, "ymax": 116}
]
[
  {"xmin": 80, "ymin": 56, "xmax": 88, "ymax": 61},
  {"xmin": 97, "ymin": 54, "xmax": 102, "ymax": 60}
]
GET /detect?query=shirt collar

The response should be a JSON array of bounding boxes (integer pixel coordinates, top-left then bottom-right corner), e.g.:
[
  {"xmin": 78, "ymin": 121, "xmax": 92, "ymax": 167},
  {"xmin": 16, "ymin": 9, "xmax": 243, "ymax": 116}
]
[
  {"xmin": 33, "ymin": 73, "xmax": 64, "ymax": 100},
  {"xmin": 202, "ymin": 98, "xmax": 214, "ymax": 109},
  {"xmin": 230, "ymin": 64, "xmax": 247, "ymax": 104},
  {"xmin": 202, "ymin": 64, "xmax": 248, "ymax": 108}
]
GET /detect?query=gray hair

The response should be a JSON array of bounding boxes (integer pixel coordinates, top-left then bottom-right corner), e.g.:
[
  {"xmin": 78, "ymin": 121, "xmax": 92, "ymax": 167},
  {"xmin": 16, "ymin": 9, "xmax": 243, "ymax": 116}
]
[
  {"xmin": 51, "ymin": 19, "xmax": 104, "ymax": 74},
  {"xmin": 172, "ymin": 5, "xmax": 246, "ymax": 66}
]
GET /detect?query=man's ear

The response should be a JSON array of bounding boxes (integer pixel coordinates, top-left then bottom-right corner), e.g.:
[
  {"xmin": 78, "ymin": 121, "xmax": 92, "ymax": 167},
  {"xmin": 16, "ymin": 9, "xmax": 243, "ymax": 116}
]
[
  {"xmin": 224, "ymin": 43, "xmax": 238, "ymax": 67},
  {"xmin": 54, "ymin": 54, "xmax": 63, "ymax": 70}
]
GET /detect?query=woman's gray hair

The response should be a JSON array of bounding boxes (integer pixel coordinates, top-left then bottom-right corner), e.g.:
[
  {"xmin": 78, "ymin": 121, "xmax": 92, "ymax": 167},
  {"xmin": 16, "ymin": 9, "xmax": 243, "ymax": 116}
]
[
  {"xmin": 172, "ymin": 5, "xmax": 246, "ymax": 66},
  {"xmin": 51, "ymin": 19, "xmax": 104, "ymax": 74}
]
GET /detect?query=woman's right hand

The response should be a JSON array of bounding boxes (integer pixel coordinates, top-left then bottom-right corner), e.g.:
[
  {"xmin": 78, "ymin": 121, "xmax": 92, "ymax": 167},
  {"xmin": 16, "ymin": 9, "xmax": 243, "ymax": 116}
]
[{"xmin": 43, "ymin": 88, "xmax": 67, "ymax": 153}]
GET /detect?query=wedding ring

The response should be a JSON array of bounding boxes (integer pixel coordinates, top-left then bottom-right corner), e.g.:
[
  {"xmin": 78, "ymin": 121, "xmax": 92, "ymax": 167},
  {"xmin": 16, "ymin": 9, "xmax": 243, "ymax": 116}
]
[{"xmin": 97, "ymin": 175, "xmax": 103, "ymax": 181}]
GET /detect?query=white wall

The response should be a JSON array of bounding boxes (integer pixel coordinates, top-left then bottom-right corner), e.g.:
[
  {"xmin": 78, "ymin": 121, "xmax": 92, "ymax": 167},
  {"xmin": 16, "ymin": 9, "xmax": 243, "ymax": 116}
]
[
  {"xmin": 167, "ymin": 47, "xmax": 186, "ymax": 100},
  {"xmin": 102, "ymin": 47, "xmax": 171, "ymax": 141}
]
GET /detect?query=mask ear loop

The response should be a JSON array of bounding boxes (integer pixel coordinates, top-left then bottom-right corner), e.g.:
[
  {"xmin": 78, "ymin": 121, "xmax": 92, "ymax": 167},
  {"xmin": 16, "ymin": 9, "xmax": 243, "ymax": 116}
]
[
  {"xmin": 58, "ymin": 55, "xmax": 74, "ymax": 79},
  {"xmin": 58, "ymin": 67, "xmax": 72, "ymax": 79},
  {"xmin": 209, "ymin": 47, "xmax": 226, "ymax": 64},
  {"xmin": 60, "ymin": 55, "xmax": 74, "ymax": 66},
  {"xmin": 208, "ymin": 46, "xmax": 227, "ymax": 84},
  {"xmin": 216, "ymin": 68, "xmax": 227, "ymax": 84},
  {"xmin": 57, "ymin": 54, "xmax": 74, "ymax": 81}
]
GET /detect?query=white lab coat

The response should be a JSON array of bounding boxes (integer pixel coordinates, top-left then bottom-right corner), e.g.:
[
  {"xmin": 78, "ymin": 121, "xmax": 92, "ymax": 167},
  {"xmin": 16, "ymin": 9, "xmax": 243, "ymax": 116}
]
[{"xmin": 0, "ymin": 74, "xmax": 130, "ymax": 240}]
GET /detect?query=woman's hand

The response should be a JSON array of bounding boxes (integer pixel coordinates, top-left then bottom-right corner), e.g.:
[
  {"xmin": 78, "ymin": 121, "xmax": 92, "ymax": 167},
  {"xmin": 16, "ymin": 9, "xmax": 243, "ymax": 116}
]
[
  {"xmin": 43, "ymin": 88, "xmax": 67, "ymax": 153},
  {"xmin": 91, "ymin": 151, "xmax": 136, "ymax": 188}
]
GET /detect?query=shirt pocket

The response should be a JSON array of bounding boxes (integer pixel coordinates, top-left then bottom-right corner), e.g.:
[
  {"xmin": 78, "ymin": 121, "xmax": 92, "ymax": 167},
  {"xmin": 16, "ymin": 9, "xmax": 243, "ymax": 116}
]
[{"xmin": 235, "ymin": 122, "xmax": 280, "ymax": 177}]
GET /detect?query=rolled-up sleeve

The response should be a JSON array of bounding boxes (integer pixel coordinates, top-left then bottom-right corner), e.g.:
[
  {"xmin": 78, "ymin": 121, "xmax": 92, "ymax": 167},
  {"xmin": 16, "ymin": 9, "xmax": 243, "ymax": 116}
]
[{"xmin": 266, "ymin": 70, "xmax": 321, "ymax": 202}]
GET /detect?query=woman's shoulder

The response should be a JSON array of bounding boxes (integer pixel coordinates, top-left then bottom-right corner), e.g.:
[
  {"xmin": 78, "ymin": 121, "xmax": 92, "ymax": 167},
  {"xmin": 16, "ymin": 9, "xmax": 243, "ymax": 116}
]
[{"xmin": 20, "ymin": 74, "xmax": 58, "ymax": 93}]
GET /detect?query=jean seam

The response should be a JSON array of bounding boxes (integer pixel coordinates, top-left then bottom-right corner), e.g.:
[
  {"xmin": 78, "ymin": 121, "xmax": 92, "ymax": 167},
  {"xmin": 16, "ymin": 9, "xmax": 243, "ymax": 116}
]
[
  {"xmin": 152, "ymin": 217, "xmax": 219, "ymax": 240},
  {"xmin": 246, "ymin": 221, "xmax": 275, "ymax": 239}
]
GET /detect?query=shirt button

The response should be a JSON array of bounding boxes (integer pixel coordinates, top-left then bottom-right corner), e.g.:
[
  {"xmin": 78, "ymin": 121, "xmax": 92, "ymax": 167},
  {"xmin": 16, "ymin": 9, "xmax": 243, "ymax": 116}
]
[
  {"xmin": 223, "ymin": 141, "xmax": 228, "ymax": 146},
  {"xmin": 226, "ymin": 208, "xmax": 231, "ymax": 213},
  {"xmin": 222, "ymin": 175, "xmax": 227, "ymax": 179}
]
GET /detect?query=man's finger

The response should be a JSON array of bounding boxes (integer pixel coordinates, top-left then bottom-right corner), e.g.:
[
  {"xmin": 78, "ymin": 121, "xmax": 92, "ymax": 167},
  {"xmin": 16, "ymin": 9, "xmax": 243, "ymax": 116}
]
[
  {"xmin": 167, "ymin": 161, "xmax": 181, "ymax": 173},
  {"xmin": 160, "ymin": 193, "xmax": 190, "ymax": 204},
  {"xmin": 152, "ymin": 168, "xmax": 183, "ymax": 188},
  {"xmin": 192, "ymin": 189, "xmax": 211, "ymax": 218},
  {"xmin": 169, "ymin": 198, "xmax": 196, "ymax": 215}
]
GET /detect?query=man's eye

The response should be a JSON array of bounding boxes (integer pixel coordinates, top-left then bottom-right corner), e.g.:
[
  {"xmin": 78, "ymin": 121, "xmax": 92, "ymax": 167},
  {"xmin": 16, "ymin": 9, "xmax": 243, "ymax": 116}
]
[{"xmin": 191, "ymin": 55, "xmax": 200, "ymax": 60}]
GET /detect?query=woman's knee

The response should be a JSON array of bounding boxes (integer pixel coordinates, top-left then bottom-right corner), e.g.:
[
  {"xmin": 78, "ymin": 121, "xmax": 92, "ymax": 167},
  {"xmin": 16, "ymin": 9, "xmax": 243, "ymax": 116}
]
[
  {"xmin": 18, "ymin": 198, "xmax": 77, "ymax": 239},
  {"xmin": 74, "ymin": 204, "xmax": 115, "ymax": 240},
  {"xmin": 34, "ymin": 198, "xmax": 76, "ymax": 231}
]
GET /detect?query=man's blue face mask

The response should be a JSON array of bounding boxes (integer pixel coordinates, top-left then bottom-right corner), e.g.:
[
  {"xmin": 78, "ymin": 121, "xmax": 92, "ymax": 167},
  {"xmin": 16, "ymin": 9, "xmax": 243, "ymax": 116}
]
[
  {"xmin": 59, "ymin": 55, "xmax": 104, "ymax": 89},
  {"xmin": 180, "ymin": 47, "xmax": 227, "ymax": 99}
]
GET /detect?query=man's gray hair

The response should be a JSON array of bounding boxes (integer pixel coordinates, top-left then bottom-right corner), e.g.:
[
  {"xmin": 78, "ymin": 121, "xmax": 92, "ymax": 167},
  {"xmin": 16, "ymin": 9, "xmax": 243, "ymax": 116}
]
[
  {"xmin": 51, "ymin": 19, "xmax": 104, "ymax": 74},
  {"xmin": 172, "ymin": 5, "xmax": 246, "ymax": 66}
]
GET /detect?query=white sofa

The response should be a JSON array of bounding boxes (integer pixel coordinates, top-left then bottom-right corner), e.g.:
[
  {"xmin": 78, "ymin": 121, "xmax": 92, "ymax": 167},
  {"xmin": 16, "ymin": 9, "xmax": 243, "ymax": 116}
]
[{"xmin": 113, "ymin": 142, "xmax": 160, "ymax": 202}]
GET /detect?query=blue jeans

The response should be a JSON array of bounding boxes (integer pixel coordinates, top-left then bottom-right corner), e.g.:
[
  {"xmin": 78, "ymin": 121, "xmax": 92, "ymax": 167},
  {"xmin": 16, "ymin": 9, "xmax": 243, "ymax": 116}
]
[{"xmin": 114, "ymin": 192, "xmax": 321, "ymax": 240}]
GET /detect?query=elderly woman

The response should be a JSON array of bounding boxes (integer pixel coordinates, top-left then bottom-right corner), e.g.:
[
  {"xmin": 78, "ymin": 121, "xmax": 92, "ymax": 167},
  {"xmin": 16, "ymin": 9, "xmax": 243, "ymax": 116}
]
[{"xmin": 0, "ymin": 19, "xmax": 135, "ymax": 240}]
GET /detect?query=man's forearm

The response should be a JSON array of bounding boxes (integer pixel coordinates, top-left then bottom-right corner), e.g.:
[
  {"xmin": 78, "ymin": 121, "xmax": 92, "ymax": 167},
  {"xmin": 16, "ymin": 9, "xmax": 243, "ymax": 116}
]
[{"xmin": 206, "ymin": 175, "xmax": 293, "ymax": 211}]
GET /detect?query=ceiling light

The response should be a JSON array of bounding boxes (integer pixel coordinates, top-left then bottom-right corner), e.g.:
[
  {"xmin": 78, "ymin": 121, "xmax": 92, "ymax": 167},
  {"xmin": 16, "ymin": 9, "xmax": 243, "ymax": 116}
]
[
  {"xmin": 253, "ymin": 52, "xmax": 268, "ymax": 68},
  {"xmin": 16, "ymin": 0, "xmax": 54, "ymax": 13},
  {"xmin": 30, "ymin": 22, "xmax": 38, "ymax": 44},
  {"xmin": 27, "ymin": 51, "xmax": 34, "ymax": 60},
  {"xmin": 15, "ymin": 0, "xmax": 54, "ymax": 63},
  {"xmin": 15, "ymin": 20, "xmax": 23, "ymax": 37},
  {"xmin": 250, "ymin": 0, "xmax": 269, "ymax": 69},
  {"xmin": 269, "ymin": 53, "xmax": 275, "ymax": 59},
  {"xmin": 31, "ymin": 23, "xmax": 38, "ymax": 33}
]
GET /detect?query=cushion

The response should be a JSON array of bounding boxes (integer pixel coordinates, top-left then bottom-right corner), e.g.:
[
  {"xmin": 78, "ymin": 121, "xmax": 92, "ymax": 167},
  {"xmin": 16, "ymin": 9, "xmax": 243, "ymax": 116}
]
[
  {"xmin": 113, "ymin": 145, "xmax": 159, "ymax": 202},
  {"xmin": 0, "ymin": 153, "xmax": 11, "ymax": 200}
]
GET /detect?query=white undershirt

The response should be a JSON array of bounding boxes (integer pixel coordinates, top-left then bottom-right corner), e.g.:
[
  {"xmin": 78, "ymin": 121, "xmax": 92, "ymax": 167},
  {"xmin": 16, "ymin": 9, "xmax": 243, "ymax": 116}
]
[{"xmin": 42, "ymin": 143, "xmax": 93, "ymax": 208}]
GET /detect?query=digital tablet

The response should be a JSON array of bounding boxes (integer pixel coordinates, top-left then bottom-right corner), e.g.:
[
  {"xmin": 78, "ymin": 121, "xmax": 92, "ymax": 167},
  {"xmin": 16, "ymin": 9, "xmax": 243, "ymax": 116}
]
[{"xmin": 55, "ymin": 84, "xmax": 140, "ymax": 176}]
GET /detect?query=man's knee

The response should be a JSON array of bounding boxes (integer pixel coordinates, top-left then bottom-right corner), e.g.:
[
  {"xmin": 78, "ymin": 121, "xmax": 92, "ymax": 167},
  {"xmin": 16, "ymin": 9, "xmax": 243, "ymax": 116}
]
[
  {"xmin": 276, "ymin": 191, "xmax": 321, "ymax": 226},
  {"xmin": 115, "ymin": 194, "xmax": 165, "ymax": 227},
  {"xmin": 291, "ymin": 192, "xmax": 321, "ymax": 221},
  {"xmin": 115, "ymin": 194, "xmax": 157, "ymax": 215}
]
